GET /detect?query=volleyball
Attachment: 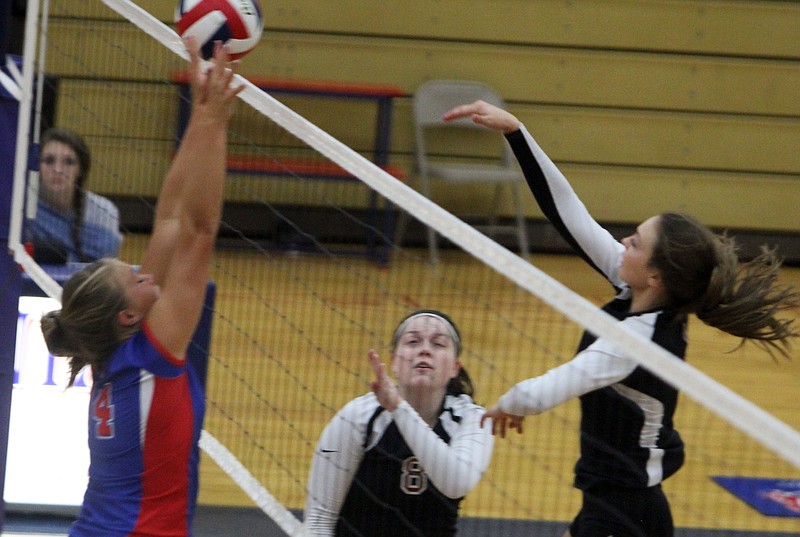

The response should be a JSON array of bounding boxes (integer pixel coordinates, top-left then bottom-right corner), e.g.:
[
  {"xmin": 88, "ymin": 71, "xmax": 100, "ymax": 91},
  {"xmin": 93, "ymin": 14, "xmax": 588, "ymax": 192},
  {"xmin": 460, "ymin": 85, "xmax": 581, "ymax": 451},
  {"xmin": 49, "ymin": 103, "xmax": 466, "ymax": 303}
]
[{"xmin": 175, "ymin": 0, "xmax": 264, "ymax": 60}]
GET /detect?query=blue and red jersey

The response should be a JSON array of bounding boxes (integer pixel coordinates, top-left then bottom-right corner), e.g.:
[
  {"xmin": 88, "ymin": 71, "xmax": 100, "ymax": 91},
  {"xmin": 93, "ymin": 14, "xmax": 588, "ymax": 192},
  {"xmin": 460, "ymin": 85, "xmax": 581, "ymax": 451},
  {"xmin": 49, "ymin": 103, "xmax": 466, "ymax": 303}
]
[{"xmin": 70, "ymin": 322, "xmax": 205, "ymax": 537}]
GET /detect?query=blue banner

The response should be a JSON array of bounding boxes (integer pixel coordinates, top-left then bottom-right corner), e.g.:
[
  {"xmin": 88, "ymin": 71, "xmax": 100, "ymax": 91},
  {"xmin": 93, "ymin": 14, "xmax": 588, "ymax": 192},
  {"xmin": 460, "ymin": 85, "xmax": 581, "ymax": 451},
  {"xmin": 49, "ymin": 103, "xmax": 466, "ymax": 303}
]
[{"xmin": 712, "ymin": 476, "xmax": 800, "ymax": 518}]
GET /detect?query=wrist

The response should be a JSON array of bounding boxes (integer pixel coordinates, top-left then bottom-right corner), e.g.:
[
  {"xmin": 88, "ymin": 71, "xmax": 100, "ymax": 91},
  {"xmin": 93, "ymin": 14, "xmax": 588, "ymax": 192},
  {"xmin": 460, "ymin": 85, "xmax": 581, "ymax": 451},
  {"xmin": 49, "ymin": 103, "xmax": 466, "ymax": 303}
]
[{"xmin": 386, "ymin": 396, "xmax": 404, "ymax": 413}]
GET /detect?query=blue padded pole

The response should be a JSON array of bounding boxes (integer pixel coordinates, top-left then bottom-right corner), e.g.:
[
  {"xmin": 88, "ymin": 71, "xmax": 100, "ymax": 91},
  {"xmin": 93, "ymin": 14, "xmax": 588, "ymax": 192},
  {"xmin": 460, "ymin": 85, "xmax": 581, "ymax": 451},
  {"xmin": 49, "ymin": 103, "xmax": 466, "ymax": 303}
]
[{"xmin": 0, "ymin": 51, "xmax": 24, "ymax": 533}]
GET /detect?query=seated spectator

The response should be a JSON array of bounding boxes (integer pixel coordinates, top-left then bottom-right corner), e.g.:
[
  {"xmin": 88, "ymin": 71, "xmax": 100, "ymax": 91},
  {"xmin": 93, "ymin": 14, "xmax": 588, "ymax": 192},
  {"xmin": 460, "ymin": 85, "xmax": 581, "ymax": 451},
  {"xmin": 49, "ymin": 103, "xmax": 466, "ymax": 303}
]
[{"xmin": 27, "ymin": 127, "xmax": 122, "ymax": 263}]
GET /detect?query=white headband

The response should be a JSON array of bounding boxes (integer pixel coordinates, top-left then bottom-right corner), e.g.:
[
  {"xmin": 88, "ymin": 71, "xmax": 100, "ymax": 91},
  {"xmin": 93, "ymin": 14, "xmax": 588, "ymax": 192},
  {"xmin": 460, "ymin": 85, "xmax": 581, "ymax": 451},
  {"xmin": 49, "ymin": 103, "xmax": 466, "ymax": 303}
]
[{"xmin": 393, "ymin": 312, "xmax": 461, "ymax": 355}]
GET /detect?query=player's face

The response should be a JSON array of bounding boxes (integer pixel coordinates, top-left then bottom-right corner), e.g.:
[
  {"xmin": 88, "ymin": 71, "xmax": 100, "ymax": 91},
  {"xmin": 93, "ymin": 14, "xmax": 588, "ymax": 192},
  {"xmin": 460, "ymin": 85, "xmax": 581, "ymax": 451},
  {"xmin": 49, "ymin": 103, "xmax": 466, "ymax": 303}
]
[
  {"xmin": 39, "ymin": 141, "xmax": 80, "ymax": 207},
  {"xmin": 619, "ymin": 215, "xmax": 661, "ymax": 291},
  {"xmin": 392, "ymin": 316, "xmax": 460, "ymax": 391},
  {"xmin": 114, "ymin": 261, "xmax": 160, "ymax": 321}
]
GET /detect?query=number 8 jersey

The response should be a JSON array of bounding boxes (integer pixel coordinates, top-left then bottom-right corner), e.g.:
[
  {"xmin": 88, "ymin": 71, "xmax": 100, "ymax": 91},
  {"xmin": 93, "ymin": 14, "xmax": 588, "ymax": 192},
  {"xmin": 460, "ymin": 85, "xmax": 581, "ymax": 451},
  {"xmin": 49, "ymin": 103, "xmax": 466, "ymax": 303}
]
[{"xmin": 304, "ymin": 392, "xmax": 494, "ymax": 537}]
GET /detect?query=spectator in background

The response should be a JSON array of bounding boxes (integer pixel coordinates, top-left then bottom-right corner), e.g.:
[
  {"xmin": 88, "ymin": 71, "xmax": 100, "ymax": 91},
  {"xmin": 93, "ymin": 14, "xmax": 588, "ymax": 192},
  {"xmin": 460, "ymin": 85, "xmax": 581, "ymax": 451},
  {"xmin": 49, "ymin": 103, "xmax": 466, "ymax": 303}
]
[{"xmin": 27, "ymin": 127, "xmax": 122, "ymax": 263}]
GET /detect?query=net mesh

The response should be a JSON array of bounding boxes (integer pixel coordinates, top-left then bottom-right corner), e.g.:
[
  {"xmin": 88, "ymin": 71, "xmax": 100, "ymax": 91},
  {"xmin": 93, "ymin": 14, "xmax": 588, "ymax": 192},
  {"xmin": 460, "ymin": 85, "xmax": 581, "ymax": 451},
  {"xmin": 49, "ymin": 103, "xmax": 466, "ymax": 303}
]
[{"xmin": 7, "ymin": 1, "xmax": 800, "ymax": 535}]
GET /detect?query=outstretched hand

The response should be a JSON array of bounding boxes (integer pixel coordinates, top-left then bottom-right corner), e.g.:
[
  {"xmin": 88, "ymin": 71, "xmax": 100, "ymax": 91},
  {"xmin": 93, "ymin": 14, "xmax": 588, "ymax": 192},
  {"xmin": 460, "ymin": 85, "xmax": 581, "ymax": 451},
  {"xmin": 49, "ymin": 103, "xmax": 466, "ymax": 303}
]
[
  {"xmin": 369, "ymin": 349, "xmax": 402, "ymax": 412},
  {"xmin": 186, "ymin": 37, "xmax": 243, "ymax": 123},
  {"xmin": 441, "ymin": 100, "xmax": 521, "ymax": 134},
  {"xmin": 480, "ymin": 405, "xmax": 525, "ymax": 438}
]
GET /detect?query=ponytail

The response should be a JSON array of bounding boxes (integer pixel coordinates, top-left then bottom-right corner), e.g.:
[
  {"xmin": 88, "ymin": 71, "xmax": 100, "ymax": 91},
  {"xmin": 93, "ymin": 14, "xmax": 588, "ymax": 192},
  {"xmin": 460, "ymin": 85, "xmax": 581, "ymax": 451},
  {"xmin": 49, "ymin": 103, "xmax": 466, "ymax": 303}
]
[
  {"xmin": 652, "ymin": 213, "xmax": 799, "ymax": 358},
  {"xmin": 696, "ymin": 246, "xmax": 799, "ymax": 358},
  {"xmin": 447, "ymin": 367, "xmax": 475, "ymax": 398},
  {"xmin": 40, "ymin": 259, "xmax": 131, "ymax": 386}
]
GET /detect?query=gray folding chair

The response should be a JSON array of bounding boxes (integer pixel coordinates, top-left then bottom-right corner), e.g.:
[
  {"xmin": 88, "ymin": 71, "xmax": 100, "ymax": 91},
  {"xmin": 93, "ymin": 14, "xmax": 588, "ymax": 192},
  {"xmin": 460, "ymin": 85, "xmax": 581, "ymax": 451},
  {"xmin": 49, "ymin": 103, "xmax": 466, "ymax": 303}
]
[{"xmin": 409, "ymin": 79, "xmax": 529, "ymax": 264}]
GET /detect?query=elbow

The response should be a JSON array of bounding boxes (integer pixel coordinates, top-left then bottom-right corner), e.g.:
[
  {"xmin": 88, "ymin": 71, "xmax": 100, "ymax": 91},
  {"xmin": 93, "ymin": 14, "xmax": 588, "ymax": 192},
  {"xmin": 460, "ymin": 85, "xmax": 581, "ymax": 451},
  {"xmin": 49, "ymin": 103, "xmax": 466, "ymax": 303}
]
[
  {"xmin": 183, "ymin": 215, "xmax": 221, "ymax": 240},
  {"xmin": 437, "ymin": 481, "xmax": 478, "ymax": 500},
  {"xmin": 439, "ymin": 487, "xmax": 469, "ymax": 500},
  {"xmin": 194, "ymin": 221, "xmax": 221, "ymax": 238},
  {"xmin": 432, "ymin": 470, "xmax": 484, "ymax": 499}
]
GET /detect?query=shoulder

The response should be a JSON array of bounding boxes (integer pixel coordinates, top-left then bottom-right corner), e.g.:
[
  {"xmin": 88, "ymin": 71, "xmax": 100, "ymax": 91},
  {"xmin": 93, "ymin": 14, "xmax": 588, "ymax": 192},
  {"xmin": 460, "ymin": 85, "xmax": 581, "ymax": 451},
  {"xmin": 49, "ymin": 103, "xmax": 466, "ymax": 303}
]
[
  {"xmin": 337, "ymin": 392, "xmax": 382, "ymax": 422},
  {"xmin": 81, "ymin": 193, "xmax": 121, "ymax": 241},
  {"xmin": 622, "ymin": 309, "xmax": 684, "ymax": 341},
  {"xmin": 104, "ymin": 327, "xmax": 186, "ymax": 380},
  {"xmin": 621, "ymin": 310, "xmax": 660, "ymax": 332},
  {"xmin": 439, "ymin": 395, "xmax": 492, "ymax": 442},
  {"xmin": 326, "ymin": 393, "xmax": 385, "ymax": 446},
  {"xmin": 589, "ymin": 309, "xmax": 681, "ymax": 358},
  {"xmin": 447, "ymin": 393, "xmax": 481, "ymax": 408},
  {"xmin": 85, "ymin": 191, "xmax": 117, "ymax": 212},
  {"xmin": 442, "ymin": 394, "xmax": 485, "ymax": 421},
  {"xmin": 84, "ymin": 192, "xmax": 120, "ymax": 221}
]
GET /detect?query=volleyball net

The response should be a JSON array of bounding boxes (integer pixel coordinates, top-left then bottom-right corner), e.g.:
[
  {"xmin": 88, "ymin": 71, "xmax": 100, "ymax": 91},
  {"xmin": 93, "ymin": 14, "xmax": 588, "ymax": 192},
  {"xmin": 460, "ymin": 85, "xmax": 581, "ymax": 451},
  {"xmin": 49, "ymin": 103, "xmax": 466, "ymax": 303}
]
[{"xmin": 5, "ymin": 1, "xmax": 800, "ymax": 534}]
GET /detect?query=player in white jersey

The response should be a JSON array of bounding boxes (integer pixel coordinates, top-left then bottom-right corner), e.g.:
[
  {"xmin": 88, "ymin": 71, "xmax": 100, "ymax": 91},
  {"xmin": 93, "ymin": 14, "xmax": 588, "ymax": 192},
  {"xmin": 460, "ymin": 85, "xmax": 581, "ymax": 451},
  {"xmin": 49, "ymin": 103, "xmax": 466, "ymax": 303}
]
[
  {"xmin": 442, "ymin": 100, "xmax": 799, "ymax": 537},
  {"xmin": 304, "ymin": 310, "xmax": 494, "ymax": 537}
]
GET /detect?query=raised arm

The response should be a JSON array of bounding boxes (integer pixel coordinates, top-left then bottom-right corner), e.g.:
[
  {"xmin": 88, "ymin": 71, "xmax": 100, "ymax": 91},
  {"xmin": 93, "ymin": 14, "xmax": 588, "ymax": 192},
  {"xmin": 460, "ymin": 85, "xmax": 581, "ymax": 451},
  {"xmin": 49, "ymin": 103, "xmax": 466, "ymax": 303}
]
[
  {"xmin": 142, "ymin": 39, "xmax": 242, "ymax": 359},
  {"xmin": 369, "ymin": 351, "xmax": 494, "ymax": 499},
  {"xmin": 444, "ymin": 100, "xmax": 625, "ymax": 284},
  {"xmin": 140, "ymin": 39, "xmax": 239, "ymax": 280}
]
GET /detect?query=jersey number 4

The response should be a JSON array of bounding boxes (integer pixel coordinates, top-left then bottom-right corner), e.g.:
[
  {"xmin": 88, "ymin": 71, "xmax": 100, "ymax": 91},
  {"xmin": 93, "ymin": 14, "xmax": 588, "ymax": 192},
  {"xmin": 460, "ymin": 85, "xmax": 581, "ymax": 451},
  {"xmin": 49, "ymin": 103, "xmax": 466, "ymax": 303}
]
[{"xmin": 92, "ymin": 385, "xmax": 115, "ymax": 439}]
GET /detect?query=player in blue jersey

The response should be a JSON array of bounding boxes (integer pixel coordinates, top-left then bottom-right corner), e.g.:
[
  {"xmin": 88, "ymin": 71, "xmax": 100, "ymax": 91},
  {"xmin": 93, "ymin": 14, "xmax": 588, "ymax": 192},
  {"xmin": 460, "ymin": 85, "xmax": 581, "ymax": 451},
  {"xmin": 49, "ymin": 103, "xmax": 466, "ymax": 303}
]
[
  {"xmin": 27, "ymin": 127, "xmax": 122, "ymax": 263},
  {"xmin": 442, "ymin": 101, "xmax": 799, "ymax": 537},
  {"xmin": 304, "ymin": 310, "xmax": 495, "ymax": 537},
  {"xmin": 40, "ymin": 38, "xmax": 241, "ymax": 537}
]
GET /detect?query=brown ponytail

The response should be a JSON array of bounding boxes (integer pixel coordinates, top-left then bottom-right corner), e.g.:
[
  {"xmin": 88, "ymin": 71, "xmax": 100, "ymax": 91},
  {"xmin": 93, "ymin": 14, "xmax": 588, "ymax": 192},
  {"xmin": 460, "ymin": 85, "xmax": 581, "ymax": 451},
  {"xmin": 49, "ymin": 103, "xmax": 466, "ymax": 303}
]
[{"xmin": 651, "ymin": 212, "xmax": 799, "ymax": 358}]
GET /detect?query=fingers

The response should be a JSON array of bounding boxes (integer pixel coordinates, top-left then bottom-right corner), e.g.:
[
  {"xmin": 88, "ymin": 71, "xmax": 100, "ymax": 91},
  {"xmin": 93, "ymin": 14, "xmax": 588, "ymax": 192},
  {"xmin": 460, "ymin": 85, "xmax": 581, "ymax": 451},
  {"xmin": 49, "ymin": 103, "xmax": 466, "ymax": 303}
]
[
  {"xmin": 185, "ymin": 39, "xmax": 239, "ymax": 91},
  {"xmin": 481, "ymin": 408, "xmax": 525, "ymax": 438},
  {"xmin": 368, "ymin": 350, "xmax": 389, "ymax": 392},
  {"xmin": 441, "ymin": 102, "xmax": 481, "ymax": 122},
  {"xmin": 495, "ymin": 416, "xmax": 507, "ymax": 438},
  {"xmin": 481, "ymin": 408, "xmax": 506, "ymax": 438},
  {"xmin": 185, "ymin": 36, "xmax": 203, "ymax": 92},
  {"xmin": 442, "ymin": 100, "xmax": 520, "ymax": 133},
  {"xmin": 210, "ymin": 40, "xmax": 234, "ymax": 77},
  {"xmin": 185, "ymin": 36, "xmax": 200, "ymax": 69},
  {"xmin": 185, "ymin": 40, "xmax": 243, "ymax": 121},
  {"xmin": 368, "ymin": 349, "xmax": 383, "ymax": 377},
  {"xmin": 368, "ymin": 349, "xmax": 401, "ymax": 411},
  {"xmin": 510, "ymin": 416, "xmax": 524, "ymax": 434}
]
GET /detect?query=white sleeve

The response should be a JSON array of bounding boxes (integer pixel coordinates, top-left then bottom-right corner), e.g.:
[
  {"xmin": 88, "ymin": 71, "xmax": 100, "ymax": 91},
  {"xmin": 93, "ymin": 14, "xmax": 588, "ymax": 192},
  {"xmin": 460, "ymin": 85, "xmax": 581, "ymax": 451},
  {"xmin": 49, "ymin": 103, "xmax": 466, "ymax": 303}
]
[
  {"xmin": 497, "ymin": 345, "xmax": 635, "ymax": 416},
  {"xmin": 304, "ymin": 401, "xmax": 366, "ymax": 537},
  {"xmin": 516, "ymin": 125, "xmax": 626, "ymax": 286},
  {"xmin": 391, "ymin": 399, "xmax": 494, "ymax": 499},
  {"xmin": 497, "ymin": 313, "xmax": 658, "ymax": 415}
]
